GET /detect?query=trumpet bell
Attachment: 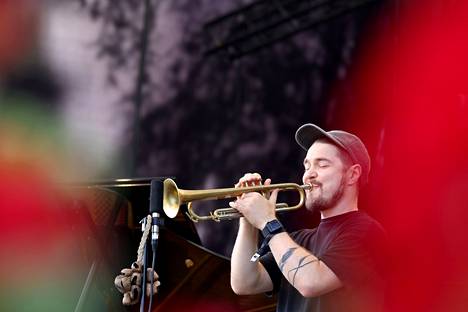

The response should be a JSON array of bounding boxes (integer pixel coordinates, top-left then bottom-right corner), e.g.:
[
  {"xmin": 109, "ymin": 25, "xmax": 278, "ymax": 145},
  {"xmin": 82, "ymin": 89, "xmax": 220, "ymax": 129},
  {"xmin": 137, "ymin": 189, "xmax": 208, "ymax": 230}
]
[{"xmin": 163, "ymin": 178, "xmax": 180, "ymax": 218}]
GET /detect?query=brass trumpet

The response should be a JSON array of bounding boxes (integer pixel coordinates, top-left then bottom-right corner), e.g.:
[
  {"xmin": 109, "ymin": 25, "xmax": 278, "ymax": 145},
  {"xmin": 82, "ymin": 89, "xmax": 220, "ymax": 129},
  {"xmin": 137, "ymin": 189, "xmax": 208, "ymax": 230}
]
[{"xmin": 163, "ymin": 178, "xmax": 311, "ymax": 222}]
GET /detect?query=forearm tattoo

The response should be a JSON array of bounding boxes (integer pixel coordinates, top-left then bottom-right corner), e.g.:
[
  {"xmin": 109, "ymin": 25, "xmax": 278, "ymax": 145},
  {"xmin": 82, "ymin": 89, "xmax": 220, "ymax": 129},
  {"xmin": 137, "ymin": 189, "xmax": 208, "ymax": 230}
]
[
  {"xmin": 288, "ymin": 255, "xmax": 319, "ymax": 286},
  {"xmin": 279, "ymin": 247, "xmax": 297, "ymax": 272}
]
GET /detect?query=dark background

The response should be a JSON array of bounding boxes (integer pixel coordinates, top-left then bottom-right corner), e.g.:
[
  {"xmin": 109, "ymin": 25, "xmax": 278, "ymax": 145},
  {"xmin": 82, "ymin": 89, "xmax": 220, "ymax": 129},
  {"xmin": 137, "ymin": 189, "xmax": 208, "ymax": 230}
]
[{"xmin": 66, "ymin": 0, "xmax": 387, "ymax": 255}]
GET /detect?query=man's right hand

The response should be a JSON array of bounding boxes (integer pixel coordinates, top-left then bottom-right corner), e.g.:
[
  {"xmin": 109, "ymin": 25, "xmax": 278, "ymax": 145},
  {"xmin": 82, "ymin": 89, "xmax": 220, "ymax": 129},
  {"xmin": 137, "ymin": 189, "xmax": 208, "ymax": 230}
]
[{"xmin": 230, "ymin": 173, "xmax": 275, "ymax": 295}]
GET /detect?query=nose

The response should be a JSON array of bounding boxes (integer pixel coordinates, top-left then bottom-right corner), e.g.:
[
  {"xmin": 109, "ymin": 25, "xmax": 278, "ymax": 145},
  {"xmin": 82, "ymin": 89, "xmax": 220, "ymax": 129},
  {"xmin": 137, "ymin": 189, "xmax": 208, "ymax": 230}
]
[{"xmin": 303, "ymin": 167, "xmax": 317, "ymax": 184}]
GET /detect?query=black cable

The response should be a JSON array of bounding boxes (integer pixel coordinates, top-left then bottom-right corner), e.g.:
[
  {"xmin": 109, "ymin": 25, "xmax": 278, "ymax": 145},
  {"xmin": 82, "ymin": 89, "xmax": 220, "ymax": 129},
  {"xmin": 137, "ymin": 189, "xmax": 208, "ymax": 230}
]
[{"xmin": 147, "ymin": 241, "xmax": 158, "ymax": 312}]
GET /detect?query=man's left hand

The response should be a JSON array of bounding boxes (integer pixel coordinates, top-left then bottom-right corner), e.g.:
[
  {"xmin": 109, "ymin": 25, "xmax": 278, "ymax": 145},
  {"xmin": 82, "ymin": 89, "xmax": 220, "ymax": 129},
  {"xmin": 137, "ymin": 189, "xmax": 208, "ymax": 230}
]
[{"xmin": 229, "ymin": 177, "xmax": 279, "ymax": 230}]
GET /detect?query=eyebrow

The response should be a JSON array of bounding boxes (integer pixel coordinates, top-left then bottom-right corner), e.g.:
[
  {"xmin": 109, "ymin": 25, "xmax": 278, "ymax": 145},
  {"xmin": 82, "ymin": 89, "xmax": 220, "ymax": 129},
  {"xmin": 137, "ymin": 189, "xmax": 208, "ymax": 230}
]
[{"xmin": 315, "ymin": 158, "xmax": 331, "ymax": 163}]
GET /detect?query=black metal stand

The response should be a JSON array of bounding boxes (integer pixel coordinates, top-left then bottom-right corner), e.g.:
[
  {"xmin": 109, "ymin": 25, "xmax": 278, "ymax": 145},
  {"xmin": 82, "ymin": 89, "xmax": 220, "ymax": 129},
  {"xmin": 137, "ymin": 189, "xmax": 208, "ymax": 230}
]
[{"xmin": 140, "ymin": 179, "xmax": 165, "ymax": 312}]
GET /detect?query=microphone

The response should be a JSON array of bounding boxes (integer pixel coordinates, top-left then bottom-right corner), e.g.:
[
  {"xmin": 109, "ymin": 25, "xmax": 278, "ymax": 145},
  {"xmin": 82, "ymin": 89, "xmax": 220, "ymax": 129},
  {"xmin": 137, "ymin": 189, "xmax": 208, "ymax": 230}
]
[{"xmin": 149, "ymin": 179, "xmax": 164, "ymax": 243}]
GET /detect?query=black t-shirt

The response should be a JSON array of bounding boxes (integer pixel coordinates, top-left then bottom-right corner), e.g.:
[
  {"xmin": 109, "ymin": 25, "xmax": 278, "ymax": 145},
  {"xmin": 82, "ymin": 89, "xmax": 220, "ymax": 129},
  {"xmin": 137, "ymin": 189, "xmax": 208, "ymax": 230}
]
[{"xmin": 260, "ymin": 210, "xmax": 387, "ymax": 312}]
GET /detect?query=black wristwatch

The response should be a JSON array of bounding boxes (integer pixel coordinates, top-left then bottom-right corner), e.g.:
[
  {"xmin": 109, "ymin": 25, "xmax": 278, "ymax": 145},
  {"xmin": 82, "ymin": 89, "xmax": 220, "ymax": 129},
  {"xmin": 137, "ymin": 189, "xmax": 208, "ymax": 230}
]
[
  {"xmin": 251, "ymin": 219, "xmax": 286, "ymax": 262},
  {"xmin": 261, "ymin": 219, "xmax": 285, "ymax": 238}
]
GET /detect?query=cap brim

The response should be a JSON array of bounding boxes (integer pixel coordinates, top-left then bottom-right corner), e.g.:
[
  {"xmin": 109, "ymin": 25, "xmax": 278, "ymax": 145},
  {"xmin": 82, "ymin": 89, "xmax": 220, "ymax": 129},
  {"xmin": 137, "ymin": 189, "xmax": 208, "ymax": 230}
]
[{"xmin": 295, "ymin": 124, "xmax": 346, "ymax": 151}]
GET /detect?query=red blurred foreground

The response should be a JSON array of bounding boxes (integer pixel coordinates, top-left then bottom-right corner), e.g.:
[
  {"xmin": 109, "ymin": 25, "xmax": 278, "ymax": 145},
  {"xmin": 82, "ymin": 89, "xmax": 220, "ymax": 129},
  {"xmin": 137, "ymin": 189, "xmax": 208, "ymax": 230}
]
[{"xmin": 349, "ymin": 1, "xmax": 468, "ymax": 311}]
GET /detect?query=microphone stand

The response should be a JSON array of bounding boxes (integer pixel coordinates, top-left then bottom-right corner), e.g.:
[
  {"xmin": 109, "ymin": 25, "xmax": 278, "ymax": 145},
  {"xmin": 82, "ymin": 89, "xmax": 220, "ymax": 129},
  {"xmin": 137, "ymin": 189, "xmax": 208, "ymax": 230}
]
[{"xmin": 140, "ymin": 179, "xmax": 164, "ymax": 312}]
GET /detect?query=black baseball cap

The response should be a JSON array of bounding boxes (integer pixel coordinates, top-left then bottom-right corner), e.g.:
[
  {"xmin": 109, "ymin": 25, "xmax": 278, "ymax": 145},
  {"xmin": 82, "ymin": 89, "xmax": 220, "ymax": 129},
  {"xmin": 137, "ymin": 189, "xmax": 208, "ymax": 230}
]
[{"xmin": 295, "ymin": 123, "xmax": 371, "ymax": 185}]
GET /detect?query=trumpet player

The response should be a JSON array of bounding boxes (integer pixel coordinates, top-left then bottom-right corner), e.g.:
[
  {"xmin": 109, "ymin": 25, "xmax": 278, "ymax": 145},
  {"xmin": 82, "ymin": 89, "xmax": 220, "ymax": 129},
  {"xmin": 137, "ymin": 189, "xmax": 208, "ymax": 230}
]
[{"xmin": 229, "ymin": 123, "xmax": 387, "ymax": 312}]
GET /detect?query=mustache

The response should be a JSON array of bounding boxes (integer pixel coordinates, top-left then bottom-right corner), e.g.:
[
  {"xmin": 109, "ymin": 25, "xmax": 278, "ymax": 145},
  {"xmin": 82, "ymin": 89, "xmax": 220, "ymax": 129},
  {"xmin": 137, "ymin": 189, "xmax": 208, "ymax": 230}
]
[{"xmin": 309, "ymin": 181, "xmax": 322, "ymax": 187}]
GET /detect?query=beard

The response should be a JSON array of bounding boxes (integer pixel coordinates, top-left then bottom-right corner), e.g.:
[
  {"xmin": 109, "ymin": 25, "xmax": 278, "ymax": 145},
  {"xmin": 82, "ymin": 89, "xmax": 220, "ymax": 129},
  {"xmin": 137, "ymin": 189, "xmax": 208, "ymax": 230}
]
[{"xmin": 305, "ymin": 175, "xmax": 346, "ymax": 214}]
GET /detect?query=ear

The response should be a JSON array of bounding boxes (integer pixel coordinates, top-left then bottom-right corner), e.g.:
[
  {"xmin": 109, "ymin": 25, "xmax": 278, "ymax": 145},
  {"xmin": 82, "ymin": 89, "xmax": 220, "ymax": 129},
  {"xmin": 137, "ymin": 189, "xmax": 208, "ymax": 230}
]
[{"xmin": 347, "ymin": 164, "xmax": 362, "ymax": 186}]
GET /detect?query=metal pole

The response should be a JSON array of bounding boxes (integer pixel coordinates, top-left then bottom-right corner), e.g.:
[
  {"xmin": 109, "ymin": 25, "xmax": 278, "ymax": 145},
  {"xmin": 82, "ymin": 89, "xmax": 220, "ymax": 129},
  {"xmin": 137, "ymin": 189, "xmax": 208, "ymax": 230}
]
[{"xmin": 131, "ymin": 0, "xmax": 154, "ymax": 175}]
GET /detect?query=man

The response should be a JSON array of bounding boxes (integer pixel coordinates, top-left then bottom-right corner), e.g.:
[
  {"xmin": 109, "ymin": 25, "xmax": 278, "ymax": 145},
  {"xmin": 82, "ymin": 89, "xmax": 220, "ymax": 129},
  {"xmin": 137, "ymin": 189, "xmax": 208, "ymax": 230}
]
[{"xmin": 229, "ymin": 123, "xmax": 386, "ymax": 312}]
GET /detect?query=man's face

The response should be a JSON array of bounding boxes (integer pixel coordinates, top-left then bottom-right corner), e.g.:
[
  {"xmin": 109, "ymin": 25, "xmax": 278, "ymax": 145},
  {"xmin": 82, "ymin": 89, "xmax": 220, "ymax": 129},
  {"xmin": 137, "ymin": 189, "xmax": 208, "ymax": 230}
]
[{"xmin": 302, "ymin": 141, "xmax": 348, "ymax": 213}]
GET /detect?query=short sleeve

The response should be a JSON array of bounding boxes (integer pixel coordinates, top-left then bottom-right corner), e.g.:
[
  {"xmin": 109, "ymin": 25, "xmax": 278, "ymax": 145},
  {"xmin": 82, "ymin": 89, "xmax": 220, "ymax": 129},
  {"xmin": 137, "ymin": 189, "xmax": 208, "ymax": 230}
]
[{"xmin": 318, "ymin": 220, "xmax": 387, "ymax": 287}]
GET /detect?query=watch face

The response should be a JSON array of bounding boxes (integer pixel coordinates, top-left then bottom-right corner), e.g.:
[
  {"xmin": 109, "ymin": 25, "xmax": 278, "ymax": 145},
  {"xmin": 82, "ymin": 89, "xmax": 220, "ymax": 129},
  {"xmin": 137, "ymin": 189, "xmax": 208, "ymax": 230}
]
[
  {"xmin": 267, "ymin": 220, "xmax": 282, "ymax": 231},
  {"xmin": 263, "ymin": 220, "xmax": 284, "ymax": 237}
]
